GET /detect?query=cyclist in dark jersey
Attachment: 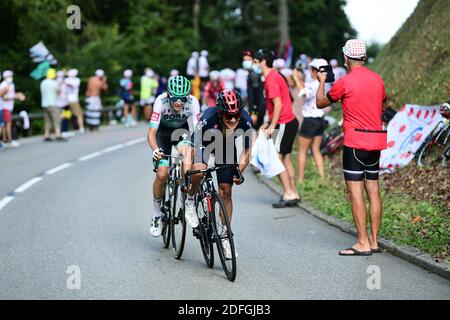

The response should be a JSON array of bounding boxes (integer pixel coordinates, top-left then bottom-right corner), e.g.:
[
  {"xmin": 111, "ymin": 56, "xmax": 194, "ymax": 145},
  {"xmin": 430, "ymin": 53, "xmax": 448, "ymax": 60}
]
[{"xmin": 182, "ymin": 90, "xmax": 253, "ymax": 241}]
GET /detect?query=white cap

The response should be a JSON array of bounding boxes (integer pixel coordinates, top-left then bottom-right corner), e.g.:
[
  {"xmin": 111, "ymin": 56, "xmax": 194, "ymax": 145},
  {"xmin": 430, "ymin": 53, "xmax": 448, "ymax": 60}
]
[
  {"xmin": 2, "ymin": 70, "xmax": 13, "ymax": 79},
  {"xmin": 170, "ymin": 69, "xmax": 179, "ymax": 77},
  {"xmin": 273, "ymin": 58, "xmax": 286, "ymax": 69},
  {"xmin": 145, "ymin": 68, "xmax": 154, "ymax": 77},
  {"xmin": 329, "ymin": 59, "xmax": 338, "ymax": 67},
  {"xmin": 95, "ymin": 69, "xmax": 105, "ymax": 77},
  {"xmin": 68, "ymin": 69, "xmax": 78, "ymax": 77},
  {"xmin": 209, "ymin": 70, "xmax": 220, "ymax": 80},
  {"xmin": 124, "ymin": 69, "xmax": 133, "ymax": 78},
  {"xmin": 191, "ymin": 51, "xmax": 199, "ymax": 58},
  {"xmin": 280, "ymin": 68, "xmax": 293, "ymax": 78},
  {"xmin": 342, "ymin": 39, "xmax": 367, "ymax": 60},
  {"xmin": 57, "ymin": 70, "xmax": 65, "ymax": 78},
  {"xmin": 201, "ymin": 50, "xmax": 208, "ymax": 57},
  {"xmin": 309, "ymin": 58, "xmax": 328, "ymax": 70}
]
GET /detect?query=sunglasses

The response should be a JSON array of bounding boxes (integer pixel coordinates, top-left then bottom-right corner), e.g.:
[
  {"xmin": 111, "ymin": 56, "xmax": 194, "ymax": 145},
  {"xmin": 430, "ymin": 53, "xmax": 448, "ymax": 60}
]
[
  {"xmin": 222, "ymin": 111, "xmax": 242, "ymax": 121},
  {"xmin": 170, "ymin": 96, "xmax": 188, "ymax": 103}
]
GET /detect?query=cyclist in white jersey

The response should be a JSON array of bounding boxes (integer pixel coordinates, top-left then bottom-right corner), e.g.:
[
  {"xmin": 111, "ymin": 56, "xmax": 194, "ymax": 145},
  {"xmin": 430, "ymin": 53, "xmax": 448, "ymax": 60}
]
[{"xmin": 147, "ymin": 75, "xmax": 200, "ymax": 236}]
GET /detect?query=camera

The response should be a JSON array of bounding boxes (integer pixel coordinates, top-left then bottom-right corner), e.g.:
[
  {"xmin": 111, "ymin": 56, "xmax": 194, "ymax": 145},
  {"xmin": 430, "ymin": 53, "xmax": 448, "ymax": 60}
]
[{"xmin": 319, "ymin": 65, "xmax": 335, "ymax": 83}]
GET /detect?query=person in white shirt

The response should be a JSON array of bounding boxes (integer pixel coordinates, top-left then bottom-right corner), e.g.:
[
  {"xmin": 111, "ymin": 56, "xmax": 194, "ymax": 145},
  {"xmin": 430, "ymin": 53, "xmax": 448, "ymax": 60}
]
[
  {"xmin": 0, "ymin": 70, "xmax": 26, "ymax": 147},
  {"xmin": 293, "ymin": 58, "xmax": 328, "ymax": 184},
  {"xmin": 198, "ymin": 50, "xmax": 210, "ymax": 91},
  {"xmin": 65, "ymin": 69, "xmax": 85, "ymax": 133},
  {"xmin": 220, "ymin": 68, "xmax": 236, "ymax": 90},
  {"xmin": 186, "ymin": 51, "xmax": 199, "ymax": 80},
  {"xmin": 234, "ymin": 67, "xmax": 249, "ymax": 105}
]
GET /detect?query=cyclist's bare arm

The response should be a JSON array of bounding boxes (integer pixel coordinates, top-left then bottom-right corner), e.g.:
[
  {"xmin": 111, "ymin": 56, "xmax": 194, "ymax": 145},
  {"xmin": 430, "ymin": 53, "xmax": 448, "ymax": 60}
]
[
  {"xmin": 238, "ymin": 148, "xmax": 251, "ymax": 174},
  {"xmin": 316, "ymin": 76, "xmax": 332, "ymax": 109},
  {"xmin": 147, "ymin": 127, "xmax": 159, "ymax": 151}
]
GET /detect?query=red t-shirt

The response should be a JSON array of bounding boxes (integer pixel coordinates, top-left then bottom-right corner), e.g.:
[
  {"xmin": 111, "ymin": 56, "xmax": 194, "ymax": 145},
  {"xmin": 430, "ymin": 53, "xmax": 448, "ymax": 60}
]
[
  {"xmin": 327, "ymin": 66, "xmax": 387, "ymax": 151},
  {"xmin": 264, "ymin": 69, "xmax": 296, "ymax": 124}
]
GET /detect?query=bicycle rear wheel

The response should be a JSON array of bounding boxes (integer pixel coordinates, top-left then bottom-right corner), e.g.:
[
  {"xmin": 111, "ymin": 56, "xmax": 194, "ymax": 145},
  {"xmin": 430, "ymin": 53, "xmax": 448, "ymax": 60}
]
[
  {"xmin": 210, "ymin": 192, "xmax": 236, "ymax": 282},
  {"xmin": 196, "ymin": 195, "xmax": 214, "ymax": 268},
  {"xmin": 171, "ymin": 177, "xmax": 186, "ymax": 259},
  {"xmin": 161, "ymin": 180, "xmax": 172, "ymax": 249}
]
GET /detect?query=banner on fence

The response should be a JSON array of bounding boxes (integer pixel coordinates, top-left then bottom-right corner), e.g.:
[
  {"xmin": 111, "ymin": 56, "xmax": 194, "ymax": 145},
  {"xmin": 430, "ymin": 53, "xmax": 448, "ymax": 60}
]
[{"xmin": 380, "ymin": 104, "xmax": 442, "ymax": 172}]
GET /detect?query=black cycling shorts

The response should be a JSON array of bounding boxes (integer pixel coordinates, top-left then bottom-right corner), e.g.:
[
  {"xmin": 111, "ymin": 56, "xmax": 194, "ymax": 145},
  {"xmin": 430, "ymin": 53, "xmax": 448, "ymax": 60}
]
[
  {"xmin": 299, "ymin": 117, "xmax": 326, "ymax": 138},
  {"xmin": 342, "ymin": 146, "xmax": 381, "ymax": 181},
  {"xmin": 273, "ymin": 118, "xmax": 299, "ymax": 155}
]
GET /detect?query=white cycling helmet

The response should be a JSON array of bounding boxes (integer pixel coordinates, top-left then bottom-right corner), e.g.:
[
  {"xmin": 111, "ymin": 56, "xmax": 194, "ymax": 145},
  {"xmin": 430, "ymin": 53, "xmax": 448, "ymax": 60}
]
[{"xmin": 209, "ymin": 70, "xmax": 220, "ymax": 80}]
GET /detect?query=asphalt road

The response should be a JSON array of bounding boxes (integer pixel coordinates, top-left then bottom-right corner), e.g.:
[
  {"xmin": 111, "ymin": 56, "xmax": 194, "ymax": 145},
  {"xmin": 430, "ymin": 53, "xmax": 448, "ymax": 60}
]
[{"xmin": 0, "ymin": 124, "xmax": 449, "ymax": 299}]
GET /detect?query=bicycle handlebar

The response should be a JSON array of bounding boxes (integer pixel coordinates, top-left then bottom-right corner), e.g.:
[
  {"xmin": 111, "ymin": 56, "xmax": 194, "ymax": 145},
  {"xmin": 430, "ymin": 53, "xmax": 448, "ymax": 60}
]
[
  {"xmin": 153, "ymin": 154, "xmax": 183, "ymax": 172},
  {"xmin": 184, "ymin": 164, "xmax": 245, "ymax": 189}
]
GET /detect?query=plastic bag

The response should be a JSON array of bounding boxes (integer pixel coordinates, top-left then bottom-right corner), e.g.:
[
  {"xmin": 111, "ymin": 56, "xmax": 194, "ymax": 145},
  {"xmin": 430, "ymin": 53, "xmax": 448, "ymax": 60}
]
[{"xmin": 251, "ymin": 132, "xmax": 285, "ymax": 178}]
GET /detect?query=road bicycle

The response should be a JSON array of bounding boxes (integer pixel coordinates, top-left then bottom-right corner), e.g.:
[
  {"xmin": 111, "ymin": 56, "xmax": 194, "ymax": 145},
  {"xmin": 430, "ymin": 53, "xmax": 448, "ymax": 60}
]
[
  {"xmin": 417, "ymin": 103, "xmax": 450, "ymax": 167},
  {"xmin": 320, "ymin": 118, "xmax": 344, "ymax": 156},
  {"xmin": 154, "ymin": 154, "xmax": 187, "ymax": 259},
  {"xmin": 185, "ymin": 164, "xmax": 244, "ymax": 282}
]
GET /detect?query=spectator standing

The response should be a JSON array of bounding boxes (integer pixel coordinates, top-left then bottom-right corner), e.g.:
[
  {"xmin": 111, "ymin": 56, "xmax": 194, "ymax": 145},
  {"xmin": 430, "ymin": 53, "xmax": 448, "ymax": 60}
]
[
  {"xmin": 186, "ymin": 51, "xmax": 199, "ymax": 80},
  {"xmin": 234, "ymin": 67, "xmax": 249, "ymax": 106},
  {"xmin": 254, "ymin": 49, "xmax": 300, "ymax": 208},
  {"xmin": 220, "ymin": 67, "xmax": 236, "ymax": 90},
  {"xmin": 140, "ymin": 68, "xmax": 159, "ymax": 122},
  {"xmin": 198, "ymin": 50, "xmax": 210, "ymax": 92},
  {"xmin": 316, "ymin": 39, "xmax": 388, "ymax": 256},
  {"xmin": 40, "ymin": 69, "xmax": 66, "ymax": 142},
  {"xmin": 0, "ymin": 70, "xmax": 25, "ymax": 148},
  {"xmin": 242, "ymin": 50, "xmax": 265, "ymax": 131},
  {"xmin": 119, "ymin": 69, "xmax": 137, "ymax": 127},
  {"xmin": 56, "ymin": 70, "xmax": 70, "ymax": 137},
  {"xmin": 65, "ymin": 69, "xmax": 85, "ymax": 134},
  {"xmin": 295, "ymin": 58, "xmax": 328, "ymax": 184},
  {"xmin": 85, "ymin": 69, "xmax": 108, "ymax": 131},
  {"xmin": 203, "ymin": 70, "xmax": 225, "ymax": 108}
]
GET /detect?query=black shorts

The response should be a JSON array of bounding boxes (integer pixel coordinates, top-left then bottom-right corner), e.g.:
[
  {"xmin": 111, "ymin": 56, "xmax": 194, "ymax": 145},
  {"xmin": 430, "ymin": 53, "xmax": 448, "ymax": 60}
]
[
  {"xmin": 299, "ymin": 117, "xmax": 326, "ymax": 138},
  {"xmin": 343, "ymin": 146, "xmax": 381, "ymax": 181},
  {"xmin": 273, "ymin": 118, "xmax": 299, "ymax": 155}
]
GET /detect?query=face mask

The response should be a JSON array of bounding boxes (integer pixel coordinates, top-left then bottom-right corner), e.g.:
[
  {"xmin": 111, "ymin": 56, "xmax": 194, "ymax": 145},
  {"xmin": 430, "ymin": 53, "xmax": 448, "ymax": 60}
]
[
  {"xmin": 252, "ymin": 64, "xmax": 262, "ymax": 74},
  {"xmin": 242, "ymin": 60, "xmax": 252, "ymax": 70}
]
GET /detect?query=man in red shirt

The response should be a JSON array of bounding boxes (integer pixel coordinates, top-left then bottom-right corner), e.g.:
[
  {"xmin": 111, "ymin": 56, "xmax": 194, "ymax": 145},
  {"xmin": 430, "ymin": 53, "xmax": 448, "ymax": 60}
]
[
  {"xmin": 316, "ymin": 39, "xmax": 387, "ymax": 256},
  {"xmin": 254, "ymin": 49, "xmax": 300, "ymax": 208}
]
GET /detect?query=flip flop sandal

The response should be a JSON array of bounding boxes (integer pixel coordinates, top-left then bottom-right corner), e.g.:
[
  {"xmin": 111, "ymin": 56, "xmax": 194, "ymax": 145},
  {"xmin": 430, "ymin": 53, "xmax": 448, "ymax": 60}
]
[
  {"xmin": 339, "ymin": 248, "xmax": 372, "ymax": 256},
  {"xmin": 371, "ymin": 248, "xmax": 383, "ymax": 253}
]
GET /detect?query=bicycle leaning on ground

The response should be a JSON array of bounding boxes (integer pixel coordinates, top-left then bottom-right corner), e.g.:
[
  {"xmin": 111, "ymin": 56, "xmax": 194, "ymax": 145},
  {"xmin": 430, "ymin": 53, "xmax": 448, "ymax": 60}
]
[
  {"xmin": 154, "ymin": 154, "xmax": 187, "ymax": 259},
  {"xmin": 416, "ymin": 102, "xmax": 450, "ymax": 167},
  {"xmin": 184, "ymin": 164, "xmax": 244, "ymax": 282}
]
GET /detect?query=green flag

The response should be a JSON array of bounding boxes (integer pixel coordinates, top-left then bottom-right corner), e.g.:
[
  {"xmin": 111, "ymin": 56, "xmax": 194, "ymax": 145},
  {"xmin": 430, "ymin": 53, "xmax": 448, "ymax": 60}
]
[{"xmin": 30, "ymin": 61, "xmax": 50, "ymax": 80}]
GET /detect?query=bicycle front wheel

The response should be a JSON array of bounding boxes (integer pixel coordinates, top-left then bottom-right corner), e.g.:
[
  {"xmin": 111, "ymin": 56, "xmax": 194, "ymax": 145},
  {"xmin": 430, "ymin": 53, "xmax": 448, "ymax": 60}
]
[
  {"xmin": 161, "ymin": 180, "xmax": 172, "ymax": 249},
  {"xmin": 210, "ymin": 192, "xmax": 236, "ymax": 282},
  {"xmin": 417, "ymin": 124, "xmax": 449, "ymax": 166},
  {"xmin": 196, "ymin": 195, "xmax": 214, "ymax": 268},
  {"xmin": 171, "ymin": 177, "xmax": 187, "ymax": 259}
]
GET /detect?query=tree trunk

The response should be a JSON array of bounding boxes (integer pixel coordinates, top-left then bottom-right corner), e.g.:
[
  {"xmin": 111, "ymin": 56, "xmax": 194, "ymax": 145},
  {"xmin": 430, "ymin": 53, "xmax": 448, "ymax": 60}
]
[
  {"xmin": 193, "ymin": 0, "xmax": 201, "ymax": 46},
  {"xmin": 278, "ymin": 0, "xmax": 290, "ymax": 56}
]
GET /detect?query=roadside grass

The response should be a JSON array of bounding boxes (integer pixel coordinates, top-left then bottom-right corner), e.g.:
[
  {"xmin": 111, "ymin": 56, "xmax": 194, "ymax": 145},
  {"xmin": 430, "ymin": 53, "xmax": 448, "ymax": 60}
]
[{"xmin": 273, "ymin": 146, "xmax": 449, "ymax": 262}]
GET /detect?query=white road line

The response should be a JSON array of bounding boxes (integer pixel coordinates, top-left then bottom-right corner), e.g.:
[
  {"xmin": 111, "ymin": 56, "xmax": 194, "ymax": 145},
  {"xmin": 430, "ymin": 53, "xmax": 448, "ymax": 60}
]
[
  {"xmin": 14, "ymin": 177, "xmax": 43, "ymax": 193},
  {"xmin": 45, "ymin": 163, "xmax": 73, "ymax": 175},
  {"xmin": 124, "ymin": 137, "xmax": 147, "ymax": 146},
  {"xmin": 78, "ymin": 151, "xmax": 103, "ymax": 162},
  {"xmin": 0, "ymin": 196, "xmax": 15, "ymax": 211},
  {"xmin": 103, "ymin": 144, "xmax": 125, "ymax": 153}
]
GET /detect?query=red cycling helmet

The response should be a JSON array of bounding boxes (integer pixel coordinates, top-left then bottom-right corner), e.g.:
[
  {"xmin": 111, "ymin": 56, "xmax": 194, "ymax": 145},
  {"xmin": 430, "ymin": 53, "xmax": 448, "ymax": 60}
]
[{"xmin": 216, "ymin": 89, "xmax": 244, "ymax": 114}]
